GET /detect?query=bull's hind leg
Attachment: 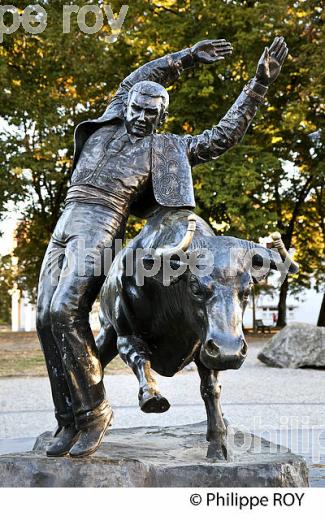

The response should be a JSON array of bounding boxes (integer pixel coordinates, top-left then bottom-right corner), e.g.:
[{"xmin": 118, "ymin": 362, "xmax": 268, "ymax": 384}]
[
  {"xmin": 117, "ymin": 335, "xmax": 170, "ymax": 413},
  {"xmin": 96, "ymin": 324, "xmax": 118, "ymax": 369},
  {"xmin": 195, "ymin": 354, "xmax": 228, "ymax": 460}
]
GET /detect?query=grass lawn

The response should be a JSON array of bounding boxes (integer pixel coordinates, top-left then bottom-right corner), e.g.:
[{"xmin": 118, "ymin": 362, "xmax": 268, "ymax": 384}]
[
  {"xmin": 0, "ymin": 349, "xmax": 129, "ymax": 377},
  {"xmin": 0, "ymin": 350, "xmax": 47, "ymax": 377},
  {"xmin": 0, "ymin": 331, "xmax": 130, "ymax": 377}
]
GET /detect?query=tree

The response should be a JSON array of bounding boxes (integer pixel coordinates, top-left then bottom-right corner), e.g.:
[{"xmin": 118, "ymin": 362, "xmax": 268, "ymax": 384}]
[
  {"xmin": 0, "ymin": 254, "xmax": 13, "ymax": 324},
  {"xmin": 0, "ymin": 0, "xmax": 324, "ymax": 324}
]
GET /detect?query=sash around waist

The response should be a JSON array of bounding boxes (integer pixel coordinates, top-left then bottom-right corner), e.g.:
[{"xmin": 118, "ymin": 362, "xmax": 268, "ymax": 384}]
[{"xmin": 65, "ymin": 184, "xmax": 132, "ymax": 216}]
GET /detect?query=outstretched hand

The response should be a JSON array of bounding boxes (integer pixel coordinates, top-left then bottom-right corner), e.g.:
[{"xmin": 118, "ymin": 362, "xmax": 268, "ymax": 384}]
[
  {"xmin": 191, "ymin": 39, "xmax": 233, "ymax": 64},
  {"xmin": 255, "ymin": 36, "xmax": 288, "ymax": 86}
]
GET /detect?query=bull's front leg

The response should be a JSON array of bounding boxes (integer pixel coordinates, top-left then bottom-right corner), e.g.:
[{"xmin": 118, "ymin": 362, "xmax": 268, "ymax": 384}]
[
  {"xmin": 117, "ymin": 336, "xmax": 170, "ymax": 413},
  {"xmin": 195, "ymin": 354, "xmax": 228, "ymax": 460}
]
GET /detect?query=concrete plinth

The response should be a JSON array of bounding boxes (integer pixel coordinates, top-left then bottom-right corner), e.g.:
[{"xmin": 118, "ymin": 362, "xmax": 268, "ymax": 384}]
[{"xmin": 0, "ymin": 422, "xmax": 308, "ymax": 487}]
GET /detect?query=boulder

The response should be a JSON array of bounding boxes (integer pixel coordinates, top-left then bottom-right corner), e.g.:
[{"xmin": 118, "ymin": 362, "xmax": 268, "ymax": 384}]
[{"xmin": 258, "ymin": 322, "xmax": 325, "ymax": 368}]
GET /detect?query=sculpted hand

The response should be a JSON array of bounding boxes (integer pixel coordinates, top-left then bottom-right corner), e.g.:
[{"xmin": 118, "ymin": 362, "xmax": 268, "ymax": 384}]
[
  {"xmin": 255, "ymin": 36, "xmax": 288, "ymax": 86},
  {"xmin": 191, "ymin": 39, "xmax": 233, "ymax": 64}
]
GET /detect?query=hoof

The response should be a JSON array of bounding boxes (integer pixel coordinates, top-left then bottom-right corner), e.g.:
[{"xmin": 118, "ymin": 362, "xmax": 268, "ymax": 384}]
[
  {"xmin": 207, "ymin": 442, "xmax": 227, "ymax": 461},
  {"xmin": 140, "ymin": 393, "xmax": 170, "ymax": 414}
]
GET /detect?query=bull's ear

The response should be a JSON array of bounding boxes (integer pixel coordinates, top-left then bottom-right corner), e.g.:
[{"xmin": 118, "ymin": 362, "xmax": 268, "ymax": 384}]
[
  {"xmin": 142, "ymin": 255, "xmax": 156, "ymax": 270},
  {"xmin": 141, "ymin": 254, "xmax": 188, "ymax": 272},
  {"xmin": 138, "ymin": 254, "xmax": 189, "ymax": 286},
  {"xmin": 250, "ymin": 243, "xmax": 299, "ymax": 275},
  {"xmin": 168, "ymin": 253, "xmax": 189, "ymax": 270}
]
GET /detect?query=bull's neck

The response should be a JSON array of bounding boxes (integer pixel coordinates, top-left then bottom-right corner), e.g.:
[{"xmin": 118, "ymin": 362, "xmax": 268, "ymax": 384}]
[{"xmin": 147, "ymin": 206, "xmax": 194, "ymax": 224}]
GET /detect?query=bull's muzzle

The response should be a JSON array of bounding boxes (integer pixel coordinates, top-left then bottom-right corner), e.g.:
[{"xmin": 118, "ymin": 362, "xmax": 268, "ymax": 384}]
[{"xmin": 200, "ymin": 339, "xmax": 248, "ymax": 371}]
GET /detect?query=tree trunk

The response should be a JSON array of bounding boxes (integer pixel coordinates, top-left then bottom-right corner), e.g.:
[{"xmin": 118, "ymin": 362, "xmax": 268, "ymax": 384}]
[
  {"xmin": 317, "ymin": 293, "xmax": 325, "ymax": 327},
  {"xmin": 277, "ymin": 277, "xmax": 288, "ymax": 327},
  {"xmin": 252, "ymin": 289, "xmax": 256, "ymax": 332}
]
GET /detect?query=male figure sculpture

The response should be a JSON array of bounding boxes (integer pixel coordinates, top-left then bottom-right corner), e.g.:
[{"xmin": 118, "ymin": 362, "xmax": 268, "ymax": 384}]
[{"xmin": 36, "ymin": 37, "xmax": 288, "ymax": 457}]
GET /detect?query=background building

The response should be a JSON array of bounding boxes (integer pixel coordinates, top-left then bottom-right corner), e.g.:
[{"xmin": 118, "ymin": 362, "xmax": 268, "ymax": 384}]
[
  {"xmin": 11, "ymin": 293, "xmax": 100, "ymax": 332},
  {"xmin": 243, "ymin": 280, "xmax": 323, "ymax": 328}
]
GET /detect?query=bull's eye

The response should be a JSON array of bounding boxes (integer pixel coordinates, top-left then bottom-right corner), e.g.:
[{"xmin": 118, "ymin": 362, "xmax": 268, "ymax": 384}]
[
  {"xmin": 190, "ymin": 281, "xmax": 201, "ymax": 295},
  {"xmin": 189, "ymin": 278, "xmax": 203, "ymax": 298},
  {"xmin": 189, "ymin": 276, "xmax": 212, "ymax": 301},
  {"xmin": 241, "ymin": 286, "xmax": 252, "ymax": 302}
]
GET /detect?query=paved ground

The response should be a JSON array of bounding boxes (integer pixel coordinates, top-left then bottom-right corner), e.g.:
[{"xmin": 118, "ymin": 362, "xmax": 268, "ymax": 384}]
[{"xmin": 0, "ymin": 337, "xmax": 324, "ymax": 486}]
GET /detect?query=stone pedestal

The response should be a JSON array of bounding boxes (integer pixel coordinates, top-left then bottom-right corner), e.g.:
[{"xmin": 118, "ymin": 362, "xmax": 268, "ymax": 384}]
[{"xmin": 0, "ymin": 422, "xmax": 309, "ymax": 487}]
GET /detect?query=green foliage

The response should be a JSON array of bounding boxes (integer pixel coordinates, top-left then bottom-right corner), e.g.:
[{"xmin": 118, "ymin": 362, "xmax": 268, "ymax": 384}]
[{"xmin": 0, "ymin": 0, "xmax": 324, "ymax": 320}]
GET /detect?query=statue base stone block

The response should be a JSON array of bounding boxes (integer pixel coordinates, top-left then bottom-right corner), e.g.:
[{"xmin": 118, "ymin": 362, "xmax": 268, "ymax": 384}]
[{"xmin": 0, "ymin": 422, "xmax": 308, "ymax": 487}]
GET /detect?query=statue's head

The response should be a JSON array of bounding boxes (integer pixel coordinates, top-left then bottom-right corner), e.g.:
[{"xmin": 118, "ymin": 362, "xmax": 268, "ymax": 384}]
[{"xmin": 125, "ymin": 80, "xmax": 169, "ymax": 137}]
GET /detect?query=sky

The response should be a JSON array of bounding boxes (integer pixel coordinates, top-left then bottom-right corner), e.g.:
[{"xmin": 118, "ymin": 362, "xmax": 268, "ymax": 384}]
[{"xmin": 0, "ymin": 204, "xmax": 19, "ymax": 256}]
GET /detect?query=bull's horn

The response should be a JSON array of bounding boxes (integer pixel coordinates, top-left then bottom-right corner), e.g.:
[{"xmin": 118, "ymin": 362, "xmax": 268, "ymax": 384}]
[
  {"xmin": 270, "ymin": 232, "xmax": 299, "ymax": 273},
  {"xmin": 155, "ymin": 214, "xmax": 197, "ymax": 257}
]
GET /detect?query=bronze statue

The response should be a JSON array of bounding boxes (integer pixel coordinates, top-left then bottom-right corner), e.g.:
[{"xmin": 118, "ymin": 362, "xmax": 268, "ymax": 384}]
[
  {"xmin": 36, "ymin": 37, "xmax": 288, "ymax": 458},
  {"xmin": 97, "ymin": 210, "xmax": 298, "ymax": 459}
]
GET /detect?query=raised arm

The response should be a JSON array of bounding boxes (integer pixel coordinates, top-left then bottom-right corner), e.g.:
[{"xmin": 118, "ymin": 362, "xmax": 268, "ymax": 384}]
[
  {"xmin": 106, "ymin": 40, "xmax": 233, "ymax": 116},
  {"xmin": 185, "ymin": 37, "xmax": 288, "ymax": 166}
]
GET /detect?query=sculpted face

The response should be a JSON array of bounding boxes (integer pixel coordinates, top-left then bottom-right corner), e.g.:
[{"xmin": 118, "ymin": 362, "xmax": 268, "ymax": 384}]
[
  {"xmin": 145, "ymin": 239, "xmax": 252, "ymax": 371},
  {"xmin": 125, "ymin": 90, "xmax": 165, "ymax": 137},
  {"xmin": 185, "ymin": 270, "xmax": 250, "ymax": 370}
]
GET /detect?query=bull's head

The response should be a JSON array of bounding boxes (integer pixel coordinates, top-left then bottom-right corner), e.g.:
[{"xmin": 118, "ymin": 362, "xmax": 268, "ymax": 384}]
[{"xmin": 145, "ymin": 214, "xmax": 299, "ymax": 372}]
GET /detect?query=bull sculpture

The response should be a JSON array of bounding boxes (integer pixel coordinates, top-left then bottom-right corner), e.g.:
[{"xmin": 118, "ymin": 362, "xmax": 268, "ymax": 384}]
[{"xmin": 96, "ymin": 209, "xmax": 298, "ymax": 460}]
